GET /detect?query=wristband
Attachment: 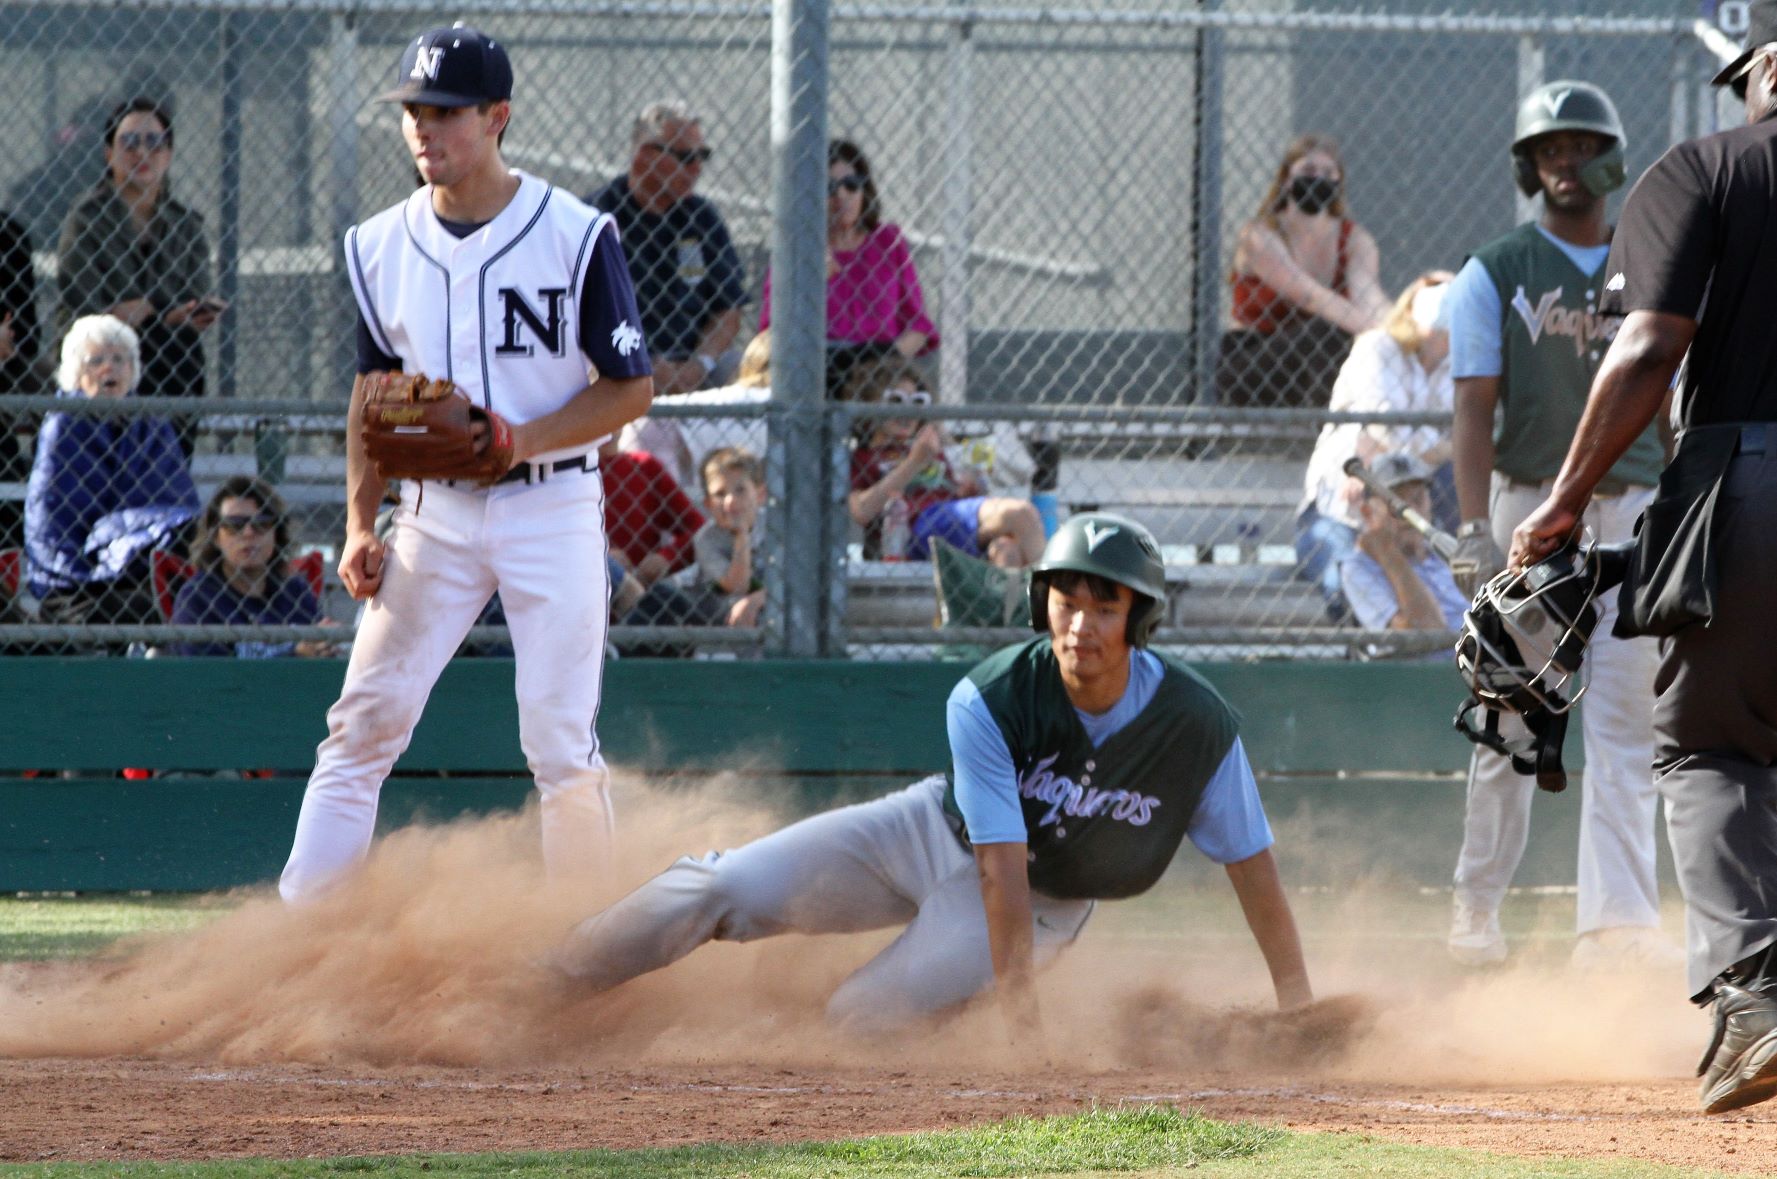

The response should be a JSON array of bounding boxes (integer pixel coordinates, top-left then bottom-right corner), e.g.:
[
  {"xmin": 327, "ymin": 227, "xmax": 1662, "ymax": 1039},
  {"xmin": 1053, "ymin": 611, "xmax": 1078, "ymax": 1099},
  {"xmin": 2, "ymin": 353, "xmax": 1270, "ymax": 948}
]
[{"xmin": 693, "ymin": 353, "xmax": 717, "ymax": 377}]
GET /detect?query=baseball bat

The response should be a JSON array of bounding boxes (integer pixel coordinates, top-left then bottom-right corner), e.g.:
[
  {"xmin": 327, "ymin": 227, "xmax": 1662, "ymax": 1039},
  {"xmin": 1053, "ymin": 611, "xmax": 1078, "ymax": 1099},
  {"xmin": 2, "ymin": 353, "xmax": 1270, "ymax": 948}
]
[{"xmin": 1342, "ymin": 455, "xmax": 1462, "ymax": 564}]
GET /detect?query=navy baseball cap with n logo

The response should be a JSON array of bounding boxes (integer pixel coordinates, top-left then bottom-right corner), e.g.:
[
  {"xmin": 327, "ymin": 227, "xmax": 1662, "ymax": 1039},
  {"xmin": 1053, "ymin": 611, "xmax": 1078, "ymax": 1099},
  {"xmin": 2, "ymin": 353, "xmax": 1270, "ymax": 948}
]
[{"xmin": 380, "ymin": 24, "xmax": 513, "ymax": 107}]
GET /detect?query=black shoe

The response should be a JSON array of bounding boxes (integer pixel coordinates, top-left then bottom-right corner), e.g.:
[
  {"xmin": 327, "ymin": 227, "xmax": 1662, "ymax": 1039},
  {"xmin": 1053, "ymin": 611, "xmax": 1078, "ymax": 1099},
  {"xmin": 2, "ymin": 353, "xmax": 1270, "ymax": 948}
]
[{"xmin": 1698, "ymin": 981, "xmax": 1777, "ymax": 1114}]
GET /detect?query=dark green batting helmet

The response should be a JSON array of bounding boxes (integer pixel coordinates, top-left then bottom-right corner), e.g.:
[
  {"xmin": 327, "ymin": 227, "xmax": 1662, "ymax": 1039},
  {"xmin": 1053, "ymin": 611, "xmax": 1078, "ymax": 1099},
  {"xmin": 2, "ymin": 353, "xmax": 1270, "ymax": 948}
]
[
  {"xmin": 1510, "ymin": 80, "xmax": 1626, "ymax": 198},
  {"xmin": 1027, "ymin": 512, "xmax": 1168, "ymax": 647}
]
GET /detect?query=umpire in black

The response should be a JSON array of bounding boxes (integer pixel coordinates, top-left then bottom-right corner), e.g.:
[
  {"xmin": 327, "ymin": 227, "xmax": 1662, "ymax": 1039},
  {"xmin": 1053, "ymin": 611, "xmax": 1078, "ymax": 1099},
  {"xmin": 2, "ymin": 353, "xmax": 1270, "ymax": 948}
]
[{"xmin": 1512, "ymin": 1, "xmax": 1777, "ymax": 1115}]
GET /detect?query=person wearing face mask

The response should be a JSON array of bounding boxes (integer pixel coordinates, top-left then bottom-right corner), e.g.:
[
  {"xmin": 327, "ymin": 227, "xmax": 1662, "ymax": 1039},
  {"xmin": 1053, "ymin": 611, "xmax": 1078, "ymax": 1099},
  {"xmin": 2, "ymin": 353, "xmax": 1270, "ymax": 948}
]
[
  {"xmin": 1295, "ymin": 271, "xmax": 1456, "ymax": 620},
  {"xmin": 1217, "ymin": 134, "xmax": 1391, "ymax": 410},
  {"xmin": 24, "ymin": 314, "xmax": 198, "ymax": 631}
]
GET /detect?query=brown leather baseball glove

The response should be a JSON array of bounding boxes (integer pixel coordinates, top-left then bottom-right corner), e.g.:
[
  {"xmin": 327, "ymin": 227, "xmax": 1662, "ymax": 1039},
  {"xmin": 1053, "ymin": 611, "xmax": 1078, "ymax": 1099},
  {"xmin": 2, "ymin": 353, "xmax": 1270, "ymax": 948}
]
[{"xmin": 359, "ymin": 371, "xmax": 516, "ymax": 485}]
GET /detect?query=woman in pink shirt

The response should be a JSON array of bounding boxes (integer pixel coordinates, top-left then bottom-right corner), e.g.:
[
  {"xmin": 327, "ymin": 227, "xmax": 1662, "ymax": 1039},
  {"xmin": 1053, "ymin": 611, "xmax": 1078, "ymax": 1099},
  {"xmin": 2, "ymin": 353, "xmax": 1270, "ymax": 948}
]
[{"xmin": 760, "ymin": 139, "xmax": 937, "ymax": 366}]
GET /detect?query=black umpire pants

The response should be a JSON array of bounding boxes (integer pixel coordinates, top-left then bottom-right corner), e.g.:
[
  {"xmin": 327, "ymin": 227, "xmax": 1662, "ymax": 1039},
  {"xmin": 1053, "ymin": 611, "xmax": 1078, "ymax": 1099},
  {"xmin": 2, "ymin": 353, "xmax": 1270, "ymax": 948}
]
[{"xmin": 1655, "ymin": 427, "xmax": 1777, "ymax": 1001}]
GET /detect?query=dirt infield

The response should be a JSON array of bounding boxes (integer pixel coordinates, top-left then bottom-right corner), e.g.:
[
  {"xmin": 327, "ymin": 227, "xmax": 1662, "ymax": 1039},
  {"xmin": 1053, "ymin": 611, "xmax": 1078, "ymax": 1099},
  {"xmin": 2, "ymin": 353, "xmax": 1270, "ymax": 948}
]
[
  {"xmin": 3, "ymin": 791, "xmax": 1771, "ymax": 1172},
  {"xmin": 3, "ymin": 1055, "xmax": 1772, "ymax": 1171}
]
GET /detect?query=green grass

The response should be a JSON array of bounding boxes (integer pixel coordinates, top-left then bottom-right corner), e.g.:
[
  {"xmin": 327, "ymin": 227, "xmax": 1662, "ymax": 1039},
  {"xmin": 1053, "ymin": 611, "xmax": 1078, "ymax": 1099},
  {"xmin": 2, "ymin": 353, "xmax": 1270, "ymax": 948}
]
[
  {"xmin": 0, "ymin": 894, "xmax": 232, "ymax": 960},
  {"xmin": 1207, "ymin": 1131, "xmax": 1737, "ymax": 1178},
  {"xmin": 0, "ymin": 1109, "xmax": 1739, "ymax": 1179},
  {"xmin": 0, "ymin": 1108, "xmax": 1273, "ymax": 1178}
]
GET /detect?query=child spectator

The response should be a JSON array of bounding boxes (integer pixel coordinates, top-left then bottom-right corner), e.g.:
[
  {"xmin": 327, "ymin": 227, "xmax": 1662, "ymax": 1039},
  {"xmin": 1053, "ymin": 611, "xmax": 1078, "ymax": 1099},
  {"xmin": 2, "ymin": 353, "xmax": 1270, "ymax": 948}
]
[
  {"xmin": 844, "ymin": 356, "xmax": 1042, "ymax": 567},
  {"xmin": 692, "ymin": 446, "xmax": 766, "ymax": 627},
  {"xmin": 600, "ymin": 434, "xmax": 706, "ymax": 587}
]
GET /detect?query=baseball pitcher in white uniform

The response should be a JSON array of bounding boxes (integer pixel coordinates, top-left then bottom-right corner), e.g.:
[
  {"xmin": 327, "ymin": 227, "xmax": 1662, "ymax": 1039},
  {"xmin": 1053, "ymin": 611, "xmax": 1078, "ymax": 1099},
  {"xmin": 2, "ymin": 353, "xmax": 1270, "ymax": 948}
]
[{"xmin": 280, "ymin": 24, "xmax": 654, "ymax": 902}]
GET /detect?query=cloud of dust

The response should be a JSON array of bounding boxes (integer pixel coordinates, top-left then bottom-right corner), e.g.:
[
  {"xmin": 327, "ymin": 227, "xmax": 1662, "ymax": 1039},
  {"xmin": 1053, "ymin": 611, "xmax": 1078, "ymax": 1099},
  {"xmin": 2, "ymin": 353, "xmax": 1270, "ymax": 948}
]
[{"xmin": 0, "ymin": 773, "xmax": 1705, "ymax": 1086}]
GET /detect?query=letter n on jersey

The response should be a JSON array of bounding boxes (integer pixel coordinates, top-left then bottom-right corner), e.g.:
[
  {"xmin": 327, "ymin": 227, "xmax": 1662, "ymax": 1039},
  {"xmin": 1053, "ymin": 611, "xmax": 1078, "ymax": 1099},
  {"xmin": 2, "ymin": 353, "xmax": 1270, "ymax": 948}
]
[{"xmin": 496, "ymin": 287, "xmax": 570, "ymax": 357}]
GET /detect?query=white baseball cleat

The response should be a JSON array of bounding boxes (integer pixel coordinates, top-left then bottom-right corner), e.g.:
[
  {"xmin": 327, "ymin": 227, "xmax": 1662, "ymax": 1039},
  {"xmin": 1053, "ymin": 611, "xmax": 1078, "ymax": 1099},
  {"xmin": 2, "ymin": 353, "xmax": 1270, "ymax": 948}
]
[
  {"xmin": 1570, "ymin": 926, "xmax": 1686, "ymax": 972},
  {"xmin": 1448, "ymin": 900, "xmax": 1507, "ymax": 966}
]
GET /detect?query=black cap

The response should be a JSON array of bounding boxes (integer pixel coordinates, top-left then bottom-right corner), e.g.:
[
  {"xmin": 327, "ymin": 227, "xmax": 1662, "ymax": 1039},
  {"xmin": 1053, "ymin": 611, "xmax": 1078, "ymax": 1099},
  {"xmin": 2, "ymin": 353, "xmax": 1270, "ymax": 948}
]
[
  {"xmin": 1713, "ymin": 0, "xmax": 1777, "ymax": 87},
  {"xmin": 380, "ymin": 24, "xmax": 512, "ymax": 107}
]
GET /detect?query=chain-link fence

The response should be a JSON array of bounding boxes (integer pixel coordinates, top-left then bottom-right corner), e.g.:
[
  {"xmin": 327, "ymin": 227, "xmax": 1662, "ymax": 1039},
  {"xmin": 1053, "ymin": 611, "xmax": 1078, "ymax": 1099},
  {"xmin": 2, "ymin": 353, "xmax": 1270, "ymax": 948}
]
[{"xmin": 0, "ymin": 0, "xmax": 1744, "ymax": 660}]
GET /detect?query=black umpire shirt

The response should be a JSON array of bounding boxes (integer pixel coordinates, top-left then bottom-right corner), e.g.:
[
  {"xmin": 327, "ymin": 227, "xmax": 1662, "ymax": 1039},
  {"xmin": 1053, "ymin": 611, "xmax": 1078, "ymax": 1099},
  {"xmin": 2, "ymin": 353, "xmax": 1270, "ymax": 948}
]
[{"xmin": 1600, "ymin": 110, "xmax": 1777, "ymax": 423}]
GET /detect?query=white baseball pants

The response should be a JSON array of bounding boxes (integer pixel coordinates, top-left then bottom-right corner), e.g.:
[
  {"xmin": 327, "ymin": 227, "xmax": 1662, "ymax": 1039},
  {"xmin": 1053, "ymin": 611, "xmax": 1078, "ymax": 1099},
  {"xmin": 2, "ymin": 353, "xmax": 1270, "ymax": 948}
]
[
  {"xmin": 280, "ymin": 471, "xmax": 613, "ymax": 902},
  {"xmin": 552, "ymin": 776, "xmax": 1094, "ymax": 1032},
  {"xmin": 1453, "ymin": 475, "xmax": 1663, "ymax": 934}
]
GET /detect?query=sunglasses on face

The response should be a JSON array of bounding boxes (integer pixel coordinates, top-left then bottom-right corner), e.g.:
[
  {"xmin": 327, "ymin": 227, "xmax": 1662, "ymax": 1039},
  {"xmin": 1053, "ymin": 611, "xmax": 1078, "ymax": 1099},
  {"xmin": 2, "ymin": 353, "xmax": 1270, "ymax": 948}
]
[
  {"xmin": 219, "ymin": 511, "xmax": 279, "ymax": 534},
  {"xmin": 114, "ymin": 130, "xmax": 170, "ymax": 153},
  {"xmin": 647, "ymin": 143, "xmax": 711, "ymax": 166},
  {"xmin": 828, "ymin": 175, "xmax": 864, "ymax": 196},
  {"xmin": 881, "ymin": 387, "xmax": 931, "ymax": 406}
]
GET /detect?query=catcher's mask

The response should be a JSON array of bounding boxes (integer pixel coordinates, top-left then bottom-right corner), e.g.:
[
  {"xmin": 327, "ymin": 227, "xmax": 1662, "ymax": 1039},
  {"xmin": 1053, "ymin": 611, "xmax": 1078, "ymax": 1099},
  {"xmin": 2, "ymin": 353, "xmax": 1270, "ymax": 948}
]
[
  {"xmin": 1453, "ymin": 540, "xmax": 1611, "ymax": 793},
  {"xmin": 1028, "ymin": 511, "xmax": 1167, "ymax": 648}
]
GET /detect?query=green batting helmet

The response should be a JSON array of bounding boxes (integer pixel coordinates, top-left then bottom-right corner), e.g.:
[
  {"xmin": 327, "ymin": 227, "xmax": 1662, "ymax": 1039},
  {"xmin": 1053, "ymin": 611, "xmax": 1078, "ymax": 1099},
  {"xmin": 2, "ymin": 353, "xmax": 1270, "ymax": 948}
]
[
  {"xmin": 1510, "ymin": 80, "xmax": 1626, "ymax": 198},
  {"xmin": 1028, "ymin": 512, "xmax": 1167, "ymax": 648}
]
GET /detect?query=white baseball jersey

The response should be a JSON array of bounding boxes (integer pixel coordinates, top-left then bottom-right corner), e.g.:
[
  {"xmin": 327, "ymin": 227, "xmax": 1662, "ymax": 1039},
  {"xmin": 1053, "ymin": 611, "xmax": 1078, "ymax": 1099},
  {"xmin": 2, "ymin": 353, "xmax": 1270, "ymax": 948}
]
[{"xmin": 345, "ymin": 169, "xmax": 649, "ymax": 462}]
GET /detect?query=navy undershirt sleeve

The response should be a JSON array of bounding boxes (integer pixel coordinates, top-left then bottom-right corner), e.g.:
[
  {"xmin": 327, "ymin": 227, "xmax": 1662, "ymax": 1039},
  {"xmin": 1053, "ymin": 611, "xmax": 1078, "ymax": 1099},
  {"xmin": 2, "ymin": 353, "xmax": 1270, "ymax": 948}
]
[
  {"xmin": 579, "ymin": 221, "xmax": 653, "ymax": 378},
  {"xmin": 355, "ymin": 313, "xmax": 401, "ymax": 375}
]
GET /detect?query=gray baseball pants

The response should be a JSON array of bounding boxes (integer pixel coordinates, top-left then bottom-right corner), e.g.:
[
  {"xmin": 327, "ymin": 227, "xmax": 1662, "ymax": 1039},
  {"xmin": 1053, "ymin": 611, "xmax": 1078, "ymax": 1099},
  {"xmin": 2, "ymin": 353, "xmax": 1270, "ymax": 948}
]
[
  {"xmin": 1653, "ymin": 434, "xmax": 1777, "ymax": 1000},
  {"xmin": 1452, "ymin": 475, "xmax": 1663, "ymax": 934},
  {"xmin": 553, "ymin": 775, "xmax": 1094, "ymax": 1031}
]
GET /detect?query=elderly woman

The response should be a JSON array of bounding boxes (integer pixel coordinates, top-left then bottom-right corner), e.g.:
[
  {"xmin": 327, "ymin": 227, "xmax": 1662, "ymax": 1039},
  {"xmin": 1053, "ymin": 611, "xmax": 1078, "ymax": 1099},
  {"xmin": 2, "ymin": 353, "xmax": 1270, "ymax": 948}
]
[
  {"xmin": 57, "ymin": 97, "xmax": 224, "ymax": 450},
  {"xmin": 171, "ymin": 476, "xmax": 330, "ymax": 658},
  {"xmin": 26, "ymin": 314, "xmax": 198, "ymax": 626},
  {"xmin": 1217, "ymin": 134, "xmax": 1392, "ymax": 408}
]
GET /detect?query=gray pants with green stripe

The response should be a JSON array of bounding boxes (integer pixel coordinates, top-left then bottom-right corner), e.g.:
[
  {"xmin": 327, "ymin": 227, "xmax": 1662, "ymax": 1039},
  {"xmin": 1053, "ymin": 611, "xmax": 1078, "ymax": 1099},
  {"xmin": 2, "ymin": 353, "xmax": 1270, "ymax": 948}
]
[{"xmin": 553, "ymin": 775, "xmax": 1094, "ymax": 1031}]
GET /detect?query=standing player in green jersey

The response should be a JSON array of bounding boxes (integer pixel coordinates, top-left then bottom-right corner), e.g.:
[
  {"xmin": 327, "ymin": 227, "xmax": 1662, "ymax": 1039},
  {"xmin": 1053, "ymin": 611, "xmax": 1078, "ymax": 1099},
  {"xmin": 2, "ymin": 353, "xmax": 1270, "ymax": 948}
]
[{"xmin": 1443, "ymin": 81, "xmax": 1674, "ymax": 970}]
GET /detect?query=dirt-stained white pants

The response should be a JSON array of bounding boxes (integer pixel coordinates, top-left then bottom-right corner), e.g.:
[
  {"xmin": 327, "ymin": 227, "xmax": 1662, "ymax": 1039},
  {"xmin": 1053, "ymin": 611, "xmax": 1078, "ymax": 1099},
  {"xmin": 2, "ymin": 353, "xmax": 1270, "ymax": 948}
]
[
  {"xmin": 552, "ymin": 776, "xmax": 1094, "ymax": 1032},
  {"xmin": 280, "ymin": 471, "xmax": 613, "ymax": 902},
  {"xmin": 1453, "ymin": 475, "xmax": 1663, "ymax": 934}
]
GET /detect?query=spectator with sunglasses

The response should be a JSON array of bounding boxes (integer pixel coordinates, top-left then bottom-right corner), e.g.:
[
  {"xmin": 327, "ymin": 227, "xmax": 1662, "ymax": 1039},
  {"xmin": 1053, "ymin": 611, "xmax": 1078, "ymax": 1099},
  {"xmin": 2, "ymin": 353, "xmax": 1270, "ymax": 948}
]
[
  {"xmin": 57, "ymin": 97, "xmax": 225, "ymax": 454},
  {"xmin": 845, "ymin": 356, "xmax": 1042, "ymax": 567},
  {"xmin": 171, "ymin": 476, "xmax": 334, "ymax": 658},
  {"xmin": 760, "ymin": 140, "xmax": 939, "ymax": 390},
  {"xmin": 588, "ymin": 101, "xmax": 746, "ymax": 397}
]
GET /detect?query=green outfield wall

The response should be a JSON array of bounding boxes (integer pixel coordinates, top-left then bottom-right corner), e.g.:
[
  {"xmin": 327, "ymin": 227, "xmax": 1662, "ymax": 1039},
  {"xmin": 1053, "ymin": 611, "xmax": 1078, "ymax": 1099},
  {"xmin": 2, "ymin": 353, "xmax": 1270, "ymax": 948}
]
[{"xmin": 0, "ymin": 659, "xmax": 1658, "ymax": 893}]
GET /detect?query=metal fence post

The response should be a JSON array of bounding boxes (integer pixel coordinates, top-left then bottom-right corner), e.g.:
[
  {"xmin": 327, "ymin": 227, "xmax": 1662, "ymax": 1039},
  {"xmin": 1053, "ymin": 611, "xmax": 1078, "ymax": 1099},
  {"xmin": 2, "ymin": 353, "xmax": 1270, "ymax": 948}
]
[
  {"xmin": 217, "ymin": 10, "xmax": 242, "ymax": 399},
  {"xmin": 1191, "ymin": 0, "xmax": 1224, "ymax": 406},
  {"xmin": 326, "ymin": 12, "xmax": 361, "ymax": 400},
  {"xmin": 937, "ymin": 5, "xmax": 973, "ymax": 406},
  {"xmin": 769, "ymin": 0, "xmax": 830, "ymax": 657},
  {"xmin": 1514, "ymin": 34, "xmax": 1544, "ymax": 226}
]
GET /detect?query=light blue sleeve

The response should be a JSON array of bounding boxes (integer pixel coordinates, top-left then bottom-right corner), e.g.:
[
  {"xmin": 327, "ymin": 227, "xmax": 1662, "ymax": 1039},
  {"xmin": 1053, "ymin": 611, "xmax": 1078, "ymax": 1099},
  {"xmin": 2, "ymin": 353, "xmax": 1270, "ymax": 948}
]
[
  {"xmin": 946, "ymin": 678, "xmax": 1028, "ymax": 845},
  {"xmin": 1339, "ymin": 552, "xmax": 1401, "ymax": 631},
  {"xmin": 1185, "ymin": 737, "xmax": 1274, "ymax": 865},
  {"xmin": 1444, "ymin": 256, "xmax": 1503, "ymax": 380}
]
